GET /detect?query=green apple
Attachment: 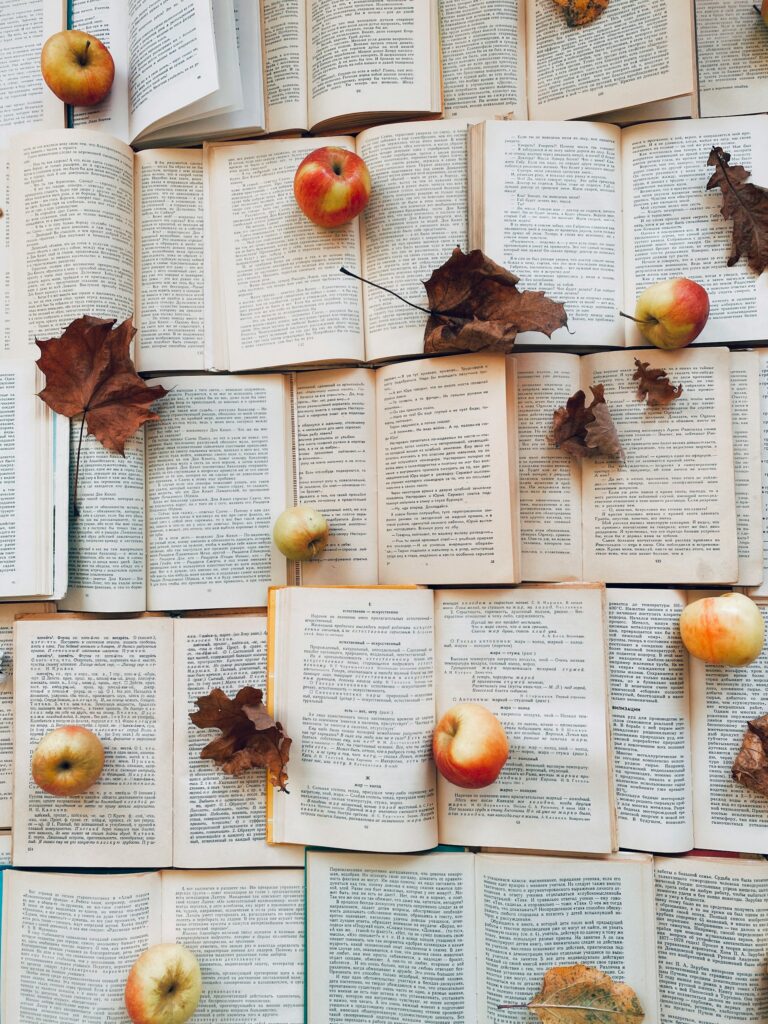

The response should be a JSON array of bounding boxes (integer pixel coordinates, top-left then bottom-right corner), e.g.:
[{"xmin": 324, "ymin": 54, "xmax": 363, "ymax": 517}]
[
  {"xmin": 679, "ymin": 593, "xmax": 765, "ymax": 667},
  {"xmin": 273, "ymin": 506, "xmax": 329, "ymax": 560}
]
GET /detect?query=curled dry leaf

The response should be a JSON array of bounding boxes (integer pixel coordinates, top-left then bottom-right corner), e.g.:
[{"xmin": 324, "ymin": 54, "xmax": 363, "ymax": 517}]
[
  {"xmin": 552, "ymin": 0, "xmax": 609, "ymax": 27},
  {"xmin": 190, "ymin": 686, "xmax": 292, "ymax": 792},
  {"xmin": 706, "ymin": 146, "xmax": 768, "ymax": 275},
  {"xmin": 632, "ymin": 359, "xmax": 683, "ymax": 407},
  {"xmin": 499, "ymin": 964, "xmax": 645, "ymax": 1022},
  {"xmin": 732, "ymin": 714, "xmax": 768, "ymax": 799},
  {"xmin": 549, "ymin": 385, "xmax": 624, "ymax": 460}
]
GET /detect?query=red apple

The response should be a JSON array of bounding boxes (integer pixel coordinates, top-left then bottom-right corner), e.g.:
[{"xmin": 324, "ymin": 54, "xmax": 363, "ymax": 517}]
[
  {"xmin": 433, "ymin": 703, "xmax": 509, "ymax": 789},
  {"xmin": 627, "ymin": 278, "xmax": 710, "ymax": 349},
  {"xmin": 31, "ymin": 725, "xmax": 105, "ymax": 797},
  {"xmin": 293, "ymin": 146, "xmax": 371, "ymax": 228},
  {"xmin": 679, "ymin": 593, "xmax": 765, "ymax": 667},
  {"xmin": 758, "ymin": 2, "xmax": 768, "ymax": 27},
  {"xmin": 41, "ymin": 30, "xmax": 115, "ymax": 106},
  {"xmin": 125, "ymin": 944, "xmax": 202, "ymax": 1024},
  {"xmin": 273, "ymin": 505, "xmax": 329, "ymax": 560}
]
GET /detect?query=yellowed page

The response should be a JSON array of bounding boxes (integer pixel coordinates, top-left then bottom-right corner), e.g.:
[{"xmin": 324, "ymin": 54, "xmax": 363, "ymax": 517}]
[
  {"xmin": 263, "ymin": 0, "xmax": 309, "ymax": 133},
  {"xmin": 0, "ymin": 152, "xmax": 9, "ymax": 354},
  {"xmin": 696, "ymin": 0, "xmax": 768, "ymax": 117},
  {"xmin": 748, "ymin": 350, "xmax": 768, "ymax": 598},
  {"xmin": 730, "ymin": 351, "xmax": 763, "ymax": 586},
  {"xmin": 70, "ymin": 0, "xmax": 130, "ymax": 141},
  {"xmin": 0, "ymin": 0, "xmax": 64, "ymax": 148}
]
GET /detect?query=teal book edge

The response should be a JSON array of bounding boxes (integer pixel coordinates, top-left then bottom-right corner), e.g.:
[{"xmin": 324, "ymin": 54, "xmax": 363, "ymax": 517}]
[{"xmin": 65, "ymin": 0, "xmax": 73, "ymax": 127}]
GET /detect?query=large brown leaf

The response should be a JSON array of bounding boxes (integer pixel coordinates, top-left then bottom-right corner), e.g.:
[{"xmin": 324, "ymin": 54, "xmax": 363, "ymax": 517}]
[
  {"xmin": 706, "ymin": 146, "xmax": 768, "ymax": 275},
  {"xmin": 500, "ymin": 964, "xmax": 645, "ymax": 1022},
  {"xmin": 632, "ymin": 359, "xmax": 683, "ymax": 407},
  {"xmin": 549, "ymin": 385, "xmax": 624, "ymax": 459},
  {"xmin": 190, "ymin": 686, "xmax": 291, "ymax": 792},
  {"xmin": 552, "ymin": 0, "xmax": 609, "ymax": 26},
  {"xmin": 423, "ymin": 247, "xmax": 568, "ymax": 354},
  {"xmin": 732, "ymin": 714, "xmax": 768, "ymax": 799}
]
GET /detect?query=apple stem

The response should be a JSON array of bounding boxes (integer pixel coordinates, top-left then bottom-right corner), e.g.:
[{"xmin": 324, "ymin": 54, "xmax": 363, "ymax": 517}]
[
  {"xmin": 79, "ymin": 39, "xmax": 91, "ymax": 65},
  {"xmin": 754, "ymin": 4, "xmax": 761, "ymax": 13},
  {"xmin": 619, "ymin": 310, "xmax": 658, "ymax": 325},
  {"xmin": 72, "ymin": 414, "xmax": 86, "ymax": 518},
  {"xmin": 339, "ymin": 266, "xmax": 442, "ymax": 318}
]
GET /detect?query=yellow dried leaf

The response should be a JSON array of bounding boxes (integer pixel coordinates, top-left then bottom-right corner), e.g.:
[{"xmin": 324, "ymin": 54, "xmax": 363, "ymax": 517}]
[
  {"xmin": 526, "ymin": 965, "xmax": 644, "ymax": 1023},
  {"xmin": 552, "ymin": 0, "xmax": 609, "ymax": 26}
]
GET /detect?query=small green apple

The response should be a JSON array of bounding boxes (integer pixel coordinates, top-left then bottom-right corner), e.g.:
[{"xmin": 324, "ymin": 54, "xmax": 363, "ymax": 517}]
[{"xmin": 273, "ymin": 506, "xmax": 329, "ymax": 560}]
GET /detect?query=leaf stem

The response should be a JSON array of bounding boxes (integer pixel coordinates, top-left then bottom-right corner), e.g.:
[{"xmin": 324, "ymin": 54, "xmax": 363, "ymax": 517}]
[{"xmin": 72, "ymin": 414, "xmax": 86, "ymax": 518}]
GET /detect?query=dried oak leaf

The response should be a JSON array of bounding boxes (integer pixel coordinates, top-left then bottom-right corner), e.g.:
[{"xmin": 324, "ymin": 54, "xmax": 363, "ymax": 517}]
[
  {"xmin": 190, "ymin": 685, "xmax": 291, "ymax": 792},
  {"xmin": 732, "ymin": 714, "xmax": 768, "ymax": 799},
  {"xmin": 423, "ymin": 247, "xmax": 568, "ymax": 354},
  {"xmin": 632, "ymin": 359, "xmax": 683, "ymax": 407},
  {"xmin": 36, "ymin": 315, "xmax": 167, "ymax": 454},
  {"xmin": 552, "ymin": 0, "xmax": 609, "ymax": 27},
  {"xmin": 706, "ymin": 146, "xmax": 768, "ymax": 275},
  {"xmin": 500, "ymin": 964, "xmax": 645, "ymax": 1022},
  {"xmin": 549, "ymin": 385, "xmax": 624, "ymax": 459}
]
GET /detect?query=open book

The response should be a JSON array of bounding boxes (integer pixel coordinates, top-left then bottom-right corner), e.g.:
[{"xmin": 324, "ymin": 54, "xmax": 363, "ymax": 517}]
[
  {"xmin": 0, "ymin": 0, "xmax": 63, "ymax": 147},
  {"xmin": 307, "ymin": 848, "xmax": 768, "ymax": 1024},
  {"xmin": 267, "ymin": 583, "xmax": 616, "ymax": 855},
  {"xmin": 2, "ymin": 867, "xmax": 304, "ymax": 1022},
  {"xmin": 695, "ymin": 0, "xmax": 768, "ymax": 117}
]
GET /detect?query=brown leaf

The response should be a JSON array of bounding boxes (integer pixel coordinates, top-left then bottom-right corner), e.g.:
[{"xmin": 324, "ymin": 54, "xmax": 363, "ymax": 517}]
[
  {"xmin": 552, "ymin": 0, "xmax": 609, "ymax": 26},
  {"xmin": 632, "ymin": 359, "xmax": 683, "ymax": 407},
  {"xmin": 706, "ymin": 146, "xmax": 768, "ymax": 275},
  {"xmin": 549, "ymin": 385, "xmax": 624, "ymax": 459},
  {"xmin": 36, "ymin": 316, "xmax": 167, "ymax": 455},
  {"xmin": 423, "ymin": 247, "xmax": 568, "ymax": 354},
  {"xmin": 500, "ymin": 964, "xmax": 644, "ymax": 1022},
  {"xmin": 190, "ymin": 686, "xmax": 291, "ymax": 792},
  {"xmin": 732, "ymin": 714, "xmax": 768, "ymax": 799}
]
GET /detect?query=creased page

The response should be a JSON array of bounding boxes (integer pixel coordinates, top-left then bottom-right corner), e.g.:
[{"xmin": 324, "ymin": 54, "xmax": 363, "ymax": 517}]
[
  {"xmin": 607, "ymin": 589, "xmax": 693, "ymax": 853},
  {"xmin": 146, "ymin": 375, "xmax": 287, "ymax": 612},
  {"xmin": 162, "ymin": 869, "xmax": 304, "ymax": 1023},
  {"xmin": 70, "ymin": 0, "xmax": 130, "ymax": 141},
  {"xmin": 173, "ymin": 616, "xmax": 304, "ymax": 868},
  {"xmin": 263, "ymin": 0, "xmax": 307, "ymax": 133},
  {"xmin": 2, "ymin": 869, "xmax": 161, "ymax": 1023},
  {"xmin": 436, "ymin": 586, "xmax": 614, "ymax": 854},
  {"xmin": 0, "ymin": 0, "xmax": 63, "ymax": 148},
  {"xmin": 376, "ymin": 354, "xmax": 517, "ymax": 586},
  {"xmin": 293, "ymin": 369, "xmax": 379, "ymax": 586},
  {"xmin": 270, "ymin": 587, "xmax": 438, "ymax": 852},
  {"xmin": 730, "ymin": 351, "xmax": 763, "ymax": 586},
  {"xmin": 655, "ymin": 857, "xmax": 768, "ymax": 1024},
  {"xmin": 581, "ymin": 348, "xmax": 738, "ymax": 585},
  {"xmin": 357, "ymin": 120, "xmax": 469, "ymax": 362},
  {"xmin": 476, "ymin": 852, "xmax": 659, "ymax": 1024},
  {"xmin": 512, "ymin": 352, "xmax": 582, "ymax": 581},
  {"xmin": 748, "ymin": 350, "xmax": 768, "ymax": 598},
  {"xmin": 689, "ymin": 598, "xmax": 768, "ymax": 853},
  {"xmin": 696, "ymin": 0, "xmax": 768, "ymax": 117},
  {"xmin": 622, "ymin": 115, "xmax": 768, "ymax": 346},
  {"xmin": 12, "ymin": 617, "xmax": 174, "ymax": 868},
  {"xmin": 307, "ymin": 850, "xmax": 476, "ymax": 1024}
]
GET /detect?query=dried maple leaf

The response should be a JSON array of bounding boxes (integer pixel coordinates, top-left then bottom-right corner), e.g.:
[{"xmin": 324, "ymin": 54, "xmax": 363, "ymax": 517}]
[
  {"xmin": 499, "ymin": 964, "xmax": 645, "ymax": 1022},
  {"xmin": 632, "ymin": 359, "xmax": 683, "ymax": 407},
  {"xmin": 706, "ymin": 146, "xmax": 768, "ymax": 275},
  {"xmin": 732, "ymin": 714, "xmax": 768, "ymax": 799},
  {"xmin": 190, "ymin": 685, "xmax": 291, "ymax": 792},
  {"xmin": 423, "ymin": 247, "xmax": 568, "ymax": 354},
  {"xmin": 552, "ymin": 0, "xmax": 609, "ymax": 27},
  {"xmin": 549, "ymin": 385, "xmax": 624, "ymax": 459}
]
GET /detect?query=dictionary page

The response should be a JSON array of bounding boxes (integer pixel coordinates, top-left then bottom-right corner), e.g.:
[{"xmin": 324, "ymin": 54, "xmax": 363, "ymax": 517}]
[
  {"xmin": 749, "ymin": 351, "xmax": 768, "ymax": 598},
  {"xmin": 268, "ymin": 586, "xmax": 438, "ymax": 852},
  {"xmin": 162, "ymin": 869, "xmax": 304, "ymax": 1023},
  {"xmin": 730, "ymin": 351, "xmax": 764, "ymax": 586},
  {"xmin": 146, "ymin": 375, "xmax": 288, "ymax": 611},
  {"xmin": 263, "ymin": 0, "xmax": 309, "ymax": 133},
  {"xmin": 173, "ymin": 615, "xmax": 304, "ymax": 868},
  {"xmin": 580, "ymin": 348, "xmax": 738, "ymax": 585},
  {"xmin": 1, "ymin": 870, "xmax": 161, "ymax": 1023},
  {"xmin": 696, "ymin": 0, "xmax": 768, "ymax": 117},
  {"xmin": 436, "ymin": 585, "xmax": 615, "ymax": 854},
  {"xmin": 306, "ymin": 850, "xmax": 476, "ymax": 1024},
  {"xmin": 0, "ymin": 0, "xmax": 64, "ymax": 148},
  {"xmin": 655, "ymin": 857, "xmax": 768, "ymax": 1024},
  {"xmin": 606, "ymin": 589, "xmax": 693, "ymax": 853}
]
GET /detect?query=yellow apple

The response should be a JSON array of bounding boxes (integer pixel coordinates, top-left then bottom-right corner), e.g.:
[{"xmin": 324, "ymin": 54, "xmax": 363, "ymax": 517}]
[
  {"xmin": 273, "ymin": 506, "xmax": 329, "ymax": 560},
  {"xmin": 41, "ymin": 30, "xmax": 114, "ymax": 106},
  {"xmin": 31, "ymin": 725, "xmax": 104, "ymax": 796},
  {"xmin": 124, "ymin": 944, "xmax": 202, "ymax": 1024},
  {"xmin": 433, "ymin": 703, "xmax": 509, "ymax": 788},
  {"xmin": 679, "ymin": 593, "xmax": 765, "ymax": 667}
]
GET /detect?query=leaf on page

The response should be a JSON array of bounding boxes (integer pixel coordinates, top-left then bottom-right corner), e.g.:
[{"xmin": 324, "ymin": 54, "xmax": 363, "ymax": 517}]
[
  {"xmin": 632, "ymin": 359, "xmax": 683, "ymax": 407},
  {"xmin": 732, "ymin": 714, "xmax": 768, "ymax": 799},
  {"xmin": 549, "ymin": 385, "xmax": 624, "ymax": 460},
  {"xmin": 423, "ymin": 247, "xmax": 568, "ymax": 354},
  {"xmin": 190, "ymin": 686, "xmax": 292, "ymax": 792},
  {"xmin": 551, "ymin": 0, "xmax": 609, "ymax": 27},
  {"xmin": 499, "ymin": 964, "xmax": 645, "ymax": 1022},
  {"xmin": 706, "ymin": 146, "xmax": 768, "ymax": 275}
]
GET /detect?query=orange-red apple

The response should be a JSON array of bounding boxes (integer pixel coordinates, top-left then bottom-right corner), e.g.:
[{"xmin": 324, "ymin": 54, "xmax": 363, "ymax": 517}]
[
  {"xmin": 433, "ymin": 703, "xmax": 509, "ymax": 789},
  {"xmin": 679, "ymin": 592, "xmax": 765, "ymax": 667},
  {"xmin": 31, "ymin": 725, "xmax": 105, "ymax": 796},
  {"xmin": 758, "ymin": 2, "xmax": 768, "ymax": 27},
  {"xmin": 627, "ymin": 278, "xmax": 710, "ymax": 349},
  {"xmin": 41, "ymin": 30, "xmax": 115, "ymax": 106},
  {"xmin": 125, "ymin": 944, "xmax": 202, "ymax": 1024},
  {"xmin": 293, "ymin": 146, "xmax": 371, "ymax": 228},
  {"xmin": 273, "ymin": 505, "xmax": 329, "ymax": 560}
]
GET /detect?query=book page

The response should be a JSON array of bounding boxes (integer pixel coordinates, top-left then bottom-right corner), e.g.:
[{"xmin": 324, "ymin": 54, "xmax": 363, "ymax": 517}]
[
  {"xmin": 439, "ymin": 0, "xmax": 526, "ymax": 119},
  {"xmin": 436, "ymin": 586, "xmax": 615, "ymax": 854},
  {"xmin": 12, "ymin": 617, "xmax": 174, "ymax": 868},
  {"xmin": 730, "ymin": 351, "xmax": 764, "ymax": 586},
  {"xmin": 750, "ymin": 351, "xmax": 768, "ymax": 597},
  {"xmin": 689, "ymin": 599, "xmax": 768, "ymax": 853},
  {"xmin": 622, "ymin": 116, "xmax": 768, "ymax": 346},
  {"xmin": 472, "ymin": 120, "xmax": 623, "ymax": 347},
  {"xmin": 263, "ymin": 0, "xmax": 308, "ymax": 133},
  {"xmin": 0, "ymin": 832, "xmax": 10, "ymax": 865},
  {"xmin": 269, "ymin": 586, "xmax": 438, "ymax": 852},
  {"xmin": 162, "ymin": 869, "xmax": 304, "ymax": 1023},
  {"xmin": 1, "ymin": 870, "xmax": 162, "ymax": 1023},
  {"xmin": 476, "ymin": 852, "xmax": 659, "ymax": 1024},
  {"xmin": 581, "ymin": 348, "xmax": 738, "ymax": 584},
  {"xmin": 306, "ymin": 850, "xmax": 476, "ymax": 1024},
  {"xmin": 292, "ymin": 369, "xmax": 379, "ymax": 586},
  {"xmin": 526, "ymin": 0, "xmax": 693, "ymax": 121},
  {"xmin": 0, "ymin": 152, "xmax": 8, "ymax": 353},
  {"xmin": 0, "ymin": 0, "xmax": 63, "ymax": 148},
  {"xmin": 357, "ymin": 120, "xmax": 469, "ymax": 362},
  {"xmin": 146, "ymin": 375, "xmax": 288, "ymax": 611},
  {"xmin": 696, "ymin": 0, "xmax": 768, "ymax": 117},
  {"xmin": 207, "ymin": 137, "xmax": 365, "ymax": 370},
  {"xmin": 512, "ymin": 352, "xmax": 582, "ymax": 581},
  {"xmin": 606, "ymin": 589, "xmax": 693, "ymax": 853},
  {"xmin": 376, "ymin": 353, "xmax": 517, "ymax": 586},
  {"xmin": 655, "ymin": 857, "xmax": 768, "ymax": 1024},
  {"xmin": 173, "ymin": 616, "xmax": 304, "ymax": 868},
  {"xmin": 9, "ymin": 129, "xmax": 134, "ymax": 353},
  {"xmin": 70, "ymin": 0, "xmax": 130, "ymax": 141}
]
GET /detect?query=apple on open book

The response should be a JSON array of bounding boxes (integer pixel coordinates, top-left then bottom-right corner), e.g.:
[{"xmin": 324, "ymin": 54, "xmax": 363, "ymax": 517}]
[
  {"xmin": 41, "ymin": 29, "xmax": 114, "ymax": 106},
  {"xmin": 433, "ymin": 704, "xmax": 509, "ymax": 789},
  {"xmin": 125, "ymin": 944, "xmax": 202, "ymax": 1024},
  {"xmin": 31, "ymin": 725, "xmax": 104, "ymax": 797}
]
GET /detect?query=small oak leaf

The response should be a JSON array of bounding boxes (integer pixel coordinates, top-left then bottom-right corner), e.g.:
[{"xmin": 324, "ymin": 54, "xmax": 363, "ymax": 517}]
[
  {"xmin": 552, "ymin": 0, "xmax": 609, "ymax": 27},
  {"xmin": 632, "ymin": 359, "xmax": 683, "ymax": 407},
  {"xmin": 549, "ymin": 385, "xmax": 624, "ymax": 459},
  {"xmin": 706, "ymin": 146, "xmax": 768, "ymax": 275},
  {"xmin": 732, "ymin": 714, "xmax": 768, "ymax": 799}
]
